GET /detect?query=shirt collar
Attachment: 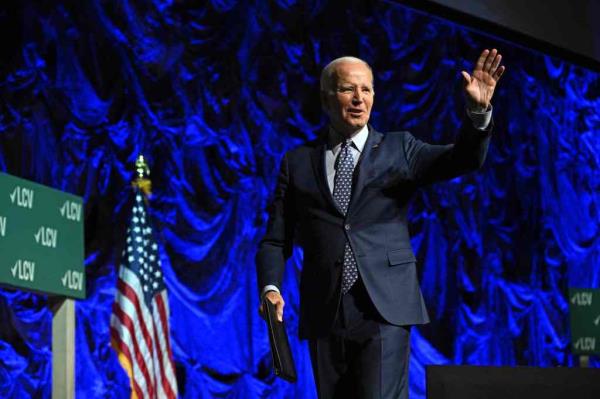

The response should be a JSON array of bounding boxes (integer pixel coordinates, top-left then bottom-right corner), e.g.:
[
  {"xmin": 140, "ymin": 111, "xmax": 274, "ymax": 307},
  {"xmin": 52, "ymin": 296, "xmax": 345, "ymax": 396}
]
[{"xmin": 327, "ymin": 125, "xmax": 369, "ymax": 153}]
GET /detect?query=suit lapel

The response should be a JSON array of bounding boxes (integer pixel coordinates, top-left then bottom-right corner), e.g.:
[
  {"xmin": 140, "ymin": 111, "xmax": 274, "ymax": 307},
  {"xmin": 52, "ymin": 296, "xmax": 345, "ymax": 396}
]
[
  {"xmin": 348, "ymin": 127, "xmax": 384, "ymax": 218},
  {"xmin": 310, "ymin": 138, "xmax": 342, "ymax": 216}
]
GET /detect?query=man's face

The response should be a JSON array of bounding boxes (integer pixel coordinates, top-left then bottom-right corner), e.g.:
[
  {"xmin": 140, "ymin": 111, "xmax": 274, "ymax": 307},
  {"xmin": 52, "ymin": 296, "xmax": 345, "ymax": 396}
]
[{"xmin": 322, "ymin": 62, "xmax": 374, "ymax": 136}]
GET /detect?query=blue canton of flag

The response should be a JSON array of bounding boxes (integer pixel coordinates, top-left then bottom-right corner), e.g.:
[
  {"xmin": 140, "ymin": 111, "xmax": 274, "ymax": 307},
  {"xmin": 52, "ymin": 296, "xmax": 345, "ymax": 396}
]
[
  {"xmin": 128, "ymin": 198, "xmax": 165, "ymax": 303},
  {"xmin": 111, "ymin": 190, "xmax": 178, "ymax": 399}
]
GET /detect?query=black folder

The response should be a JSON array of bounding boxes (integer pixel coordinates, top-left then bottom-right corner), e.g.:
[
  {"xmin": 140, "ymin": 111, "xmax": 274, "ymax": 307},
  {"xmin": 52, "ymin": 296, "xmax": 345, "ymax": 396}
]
[{"xmin": 263, "ymin": 298, "xmax": 297, "ymax": 382}]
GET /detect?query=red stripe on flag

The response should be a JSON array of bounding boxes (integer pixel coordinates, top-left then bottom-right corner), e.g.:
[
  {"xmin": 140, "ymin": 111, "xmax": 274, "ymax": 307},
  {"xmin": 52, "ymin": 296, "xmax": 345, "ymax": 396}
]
[
  {"xmin": 155, "ymin": 293, "xmax": 176, "ymax": 366},
  {"xmin": 155, "ymin": 293, "xmax": 177, "ymax": 398},
  {"xmin": 112, "ymin": 302, "xmax": 156, "ymax": 398},
  {"xmin": 110, "ymin": 328, "xmax": 146, "ymax": 399},
  {"xmin": 118, "ymin": 279, "xmax": 156, "ymax": 358},
  {"xmin": 151, "ymin": 311, "xmax": 177, "ymax": 399}
]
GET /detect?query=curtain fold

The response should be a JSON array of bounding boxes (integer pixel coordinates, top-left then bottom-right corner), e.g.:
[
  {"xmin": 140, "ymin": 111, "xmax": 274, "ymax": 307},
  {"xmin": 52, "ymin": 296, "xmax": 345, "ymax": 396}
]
[{"xmin": 0, "ymin": 1, "xmax": 598, "ymax": 398}]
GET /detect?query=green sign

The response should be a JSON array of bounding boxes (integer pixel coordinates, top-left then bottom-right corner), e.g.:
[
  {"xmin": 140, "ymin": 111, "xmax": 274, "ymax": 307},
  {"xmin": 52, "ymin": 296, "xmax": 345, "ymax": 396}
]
[
  {"xmin": 569, "ymin": 288, "xmax": 600, "ymax": 354},
  {"xmin": 0, "ymin": 172, "xmax": 85, "ymax": 299}
]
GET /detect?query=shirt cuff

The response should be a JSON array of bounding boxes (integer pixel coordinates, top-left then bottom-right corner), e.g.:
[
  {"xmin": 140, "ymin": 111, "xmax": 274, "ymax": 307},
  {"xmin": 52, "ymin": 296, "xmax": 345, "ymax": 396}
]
[
  {"xmin": 261, "ymin": 285, "xmax": 280, "ymax": 298},
  {"xmin": 466, "ymin": 104, "xmax": 493, "ymax": 130}
]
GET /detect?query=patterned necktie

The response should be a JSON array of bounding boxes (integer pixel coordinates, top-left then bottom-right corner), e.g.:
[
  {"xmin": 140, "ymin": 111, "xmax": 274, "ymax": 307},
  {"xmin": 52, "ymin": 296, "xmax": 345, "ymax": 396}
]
[{"xmin": 332, "ymin": 139, "xmax": 359, "ymax": 294}]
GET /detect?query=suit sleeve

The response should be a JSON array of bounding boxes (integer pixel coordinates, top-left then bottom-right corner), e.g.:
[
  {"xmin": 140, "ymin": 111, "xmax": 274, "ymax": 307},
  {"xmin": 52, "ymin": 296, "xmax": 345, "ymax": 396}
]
[
  {"xmin": 403, "ymin": 117, "xmax": 492, "ymax": 185},
  {"xmin": 256, "ymin": 153, "xmax": 296, "ymax": 293}
]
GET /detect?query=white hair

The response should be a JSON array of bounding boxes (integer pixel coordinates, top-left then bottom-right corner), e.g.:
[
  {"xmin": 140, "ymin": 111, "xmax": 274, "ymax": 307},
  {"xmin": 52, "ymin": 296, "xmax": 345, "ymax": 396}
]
[{"xmin": 319, "ymin": 56, "xmax": 373, "ymax": 93}]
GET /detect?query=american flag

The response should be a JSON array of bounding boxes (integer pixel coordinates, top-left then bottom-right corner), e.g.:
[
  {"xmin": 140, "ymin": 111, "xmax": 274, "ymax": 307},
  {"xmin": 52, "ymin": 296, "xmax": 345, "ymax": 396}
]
[{"xmin": 111, "ymin": 191, "xmax": 178, "ymax": 398}]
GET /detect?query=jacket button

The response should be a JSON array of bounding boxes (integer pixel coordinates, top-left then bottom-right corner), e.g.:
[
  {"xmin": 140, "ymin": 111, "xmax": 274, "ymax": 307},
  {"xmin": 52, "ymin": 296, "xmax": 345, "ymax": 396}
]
[{"xmin": 344, "ymin": 224, "xmax": 350, "ymax": 231}]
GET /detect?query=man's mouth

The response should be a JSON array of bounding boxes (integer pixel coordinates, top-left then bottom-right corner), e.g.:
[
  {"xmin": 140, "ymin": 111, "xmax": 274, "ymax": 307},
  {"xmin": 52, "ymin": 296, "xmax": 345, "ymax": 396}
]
[{"xmin": 347, "ymin": 108, "xmax": 364, "ymax": 116}]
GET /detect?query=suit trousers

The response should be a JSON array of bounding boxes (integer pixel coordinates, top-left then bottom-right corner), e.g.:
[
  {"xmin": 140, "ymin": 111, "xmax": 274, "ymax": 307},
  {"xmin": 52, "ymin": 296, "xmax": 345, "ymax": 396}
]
[{"xmin": 309, "ymin": 279, "xmax": 411, "ymax": 399}]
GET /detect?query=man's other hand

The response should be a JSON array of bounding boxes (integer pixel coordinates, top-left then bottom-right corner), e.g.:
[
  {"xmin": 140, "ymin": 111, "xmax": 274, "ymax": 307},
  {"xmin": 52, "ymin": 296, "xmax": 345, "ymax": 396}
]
[
  {"xmin": 461, "ymin": 48, "xmax": 505, "ymax": 110},
  {"xmin": 259, "ymin": 291, "xmax": 285, "ymax": 322}
]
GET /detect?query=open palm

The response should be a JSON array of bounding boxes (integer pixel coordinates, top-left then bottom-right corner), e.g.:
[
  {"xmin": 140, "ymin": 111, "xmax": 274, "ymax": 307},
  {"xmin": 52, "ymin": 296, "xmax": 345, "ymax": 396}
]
[{"xmin": 461, "ymin": 49, "xmax": 505, "ymax": 110}]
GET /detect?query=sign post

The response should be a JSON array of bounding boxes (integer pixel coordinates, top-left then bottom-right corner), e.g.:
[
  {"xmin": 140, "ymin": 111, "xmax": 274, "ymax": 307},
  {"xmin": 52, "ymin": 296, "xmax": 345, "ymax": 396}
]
[
  {"xmin": 51, "ymin": 297, "xmax": 75, "ymax": 399},
  {"xmin": 0, "ymin": 172, "xmax": 85, "ymax": 398}
]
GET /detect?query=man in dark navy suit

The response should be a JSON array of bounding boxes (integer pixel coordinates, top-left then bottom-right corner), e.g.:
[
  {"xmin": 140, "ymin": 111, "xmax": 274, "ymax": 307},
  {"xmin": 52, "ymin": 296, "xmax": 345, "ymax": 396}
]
[{"xmin": 257, "ymin": 49, "xmax": 505, "ymax": 398}]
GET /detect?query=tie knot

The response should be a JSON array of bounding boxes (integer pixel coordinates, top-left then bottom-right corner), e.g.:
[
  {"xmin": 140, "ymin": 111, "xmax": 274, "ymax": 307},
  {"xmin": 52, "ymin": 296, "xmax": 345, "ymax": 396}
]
[{"xmin": 342, "ymin": 139, "xmax": 353, "ymax": 150}]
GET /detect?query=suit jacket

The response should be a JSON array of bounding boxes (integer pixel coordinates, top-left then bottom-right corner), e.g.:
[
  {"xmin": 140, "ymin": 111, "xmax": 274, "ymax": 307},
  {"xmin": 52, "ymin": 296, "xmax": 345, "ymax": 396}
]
[{"xmin": 257, "ymin": 120, "xmax": 492, "ymax": 339}]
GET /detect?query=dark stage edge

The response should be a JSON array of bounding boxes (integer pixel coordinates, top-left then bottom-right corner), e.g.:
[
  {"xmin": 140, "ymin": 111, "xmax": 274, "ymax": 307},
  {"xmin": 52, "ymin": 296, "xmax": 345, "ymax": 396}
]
[{"xmin": 427, "ymin": 365, "xmax": 600, "ymax": 399}]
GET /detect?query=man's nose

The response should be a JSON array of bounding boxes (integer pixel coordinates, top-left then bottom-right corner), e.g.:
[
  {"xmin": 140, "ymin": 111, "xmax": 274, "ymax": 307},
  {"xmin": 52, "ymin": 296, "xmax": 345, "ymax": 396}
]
[{"xmin": 352, "ymin": 90, "xmax": 363, "ymax": 103}]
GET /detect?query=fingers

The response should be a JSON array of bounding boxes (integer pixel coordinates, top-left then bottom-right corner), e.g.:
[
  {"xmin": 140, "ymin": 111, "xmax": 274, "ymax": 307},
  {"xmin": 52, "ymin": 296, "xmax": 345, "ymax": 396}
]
[
  {"xmin": 461, "ymin": 71, "xmax": 471, "ymax": 86},
  {"xmin": 488, "ymin": 51, "xmax": 504, "ymax": 82},
  {"xmin": 475, "ymin": 49, "xmax": 488, "ymax": 72},
  {"xmin": 493, "ymin": 65, "xmax": 506, "ymax": 81},
  {"xmin": 490, "ymin": 53, "xmax": 502, "ymax": 71},
  {"xmin": 483, "ymin": 48, "xmax": 497, "ymax": 72},
  {"xmin": 263, "ymin": 291, "xmax": 285, "ymax": 322},
  {"xmin": 475, "ymin": 49, "xmax": 503, "ymax": 76},
  {"xmin": 275, "ymin": 300, "xmax": 284, "ymax": 322}
]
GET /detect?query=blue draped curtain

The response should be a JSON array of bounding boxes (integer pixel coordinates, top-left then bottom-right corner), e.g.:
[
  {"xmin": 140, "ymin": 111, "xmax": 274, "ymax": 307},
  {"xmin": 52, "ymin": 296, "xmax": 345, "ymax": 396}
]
[{"xmin": 0, "ymin": 0, "xmax": 598, "ymax": 398}]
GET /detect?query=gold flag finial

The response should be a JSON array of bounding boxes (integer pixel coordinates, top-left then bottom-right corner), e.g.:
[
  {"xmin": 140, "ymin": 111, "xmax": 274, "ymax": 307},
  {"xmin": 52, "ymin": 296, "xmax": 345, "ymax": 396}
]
[{"xmin": 132, "ymin": 154, "xmax": 152, "ymax": 196}]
